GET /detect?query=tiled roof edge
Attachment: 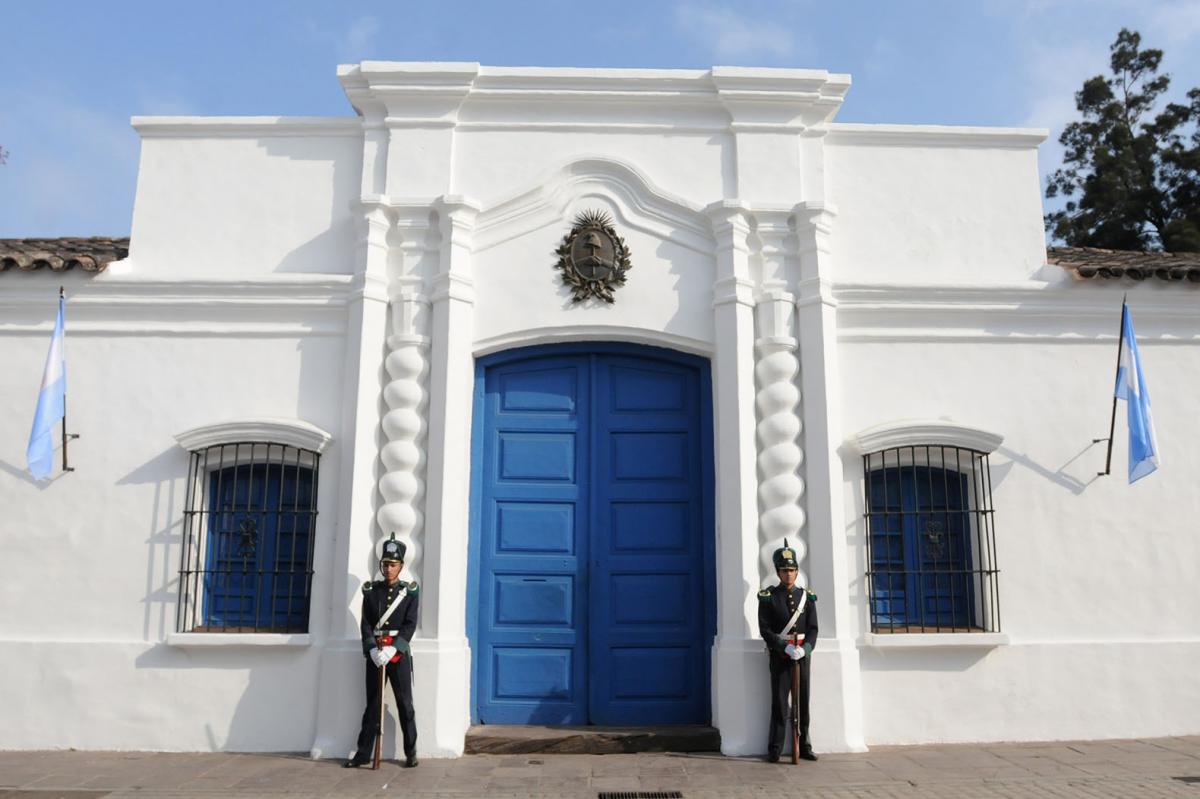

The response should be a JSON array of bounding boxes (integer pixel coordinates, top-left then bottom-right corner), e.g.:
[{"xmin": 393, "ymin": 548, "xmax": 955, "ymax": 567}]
[
  {"xmin": 1047, "ymin": 246, "xmax": 1200, "ymax": 283},
  {"xmin": 0, "ymin": 237, "xmax": 130, "ymax": 274}
]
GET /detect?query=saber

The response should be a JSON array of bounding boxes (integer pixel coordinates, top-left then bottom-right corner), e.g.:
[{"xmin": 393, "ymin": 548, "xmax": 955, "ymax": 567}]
[
  {"xmin": 373, "ymin": 635, "xmax": 393, "ymax": 770},
  {"xmin": 790, "ymin": 629, "xmax": 801, "ymax": 765}
]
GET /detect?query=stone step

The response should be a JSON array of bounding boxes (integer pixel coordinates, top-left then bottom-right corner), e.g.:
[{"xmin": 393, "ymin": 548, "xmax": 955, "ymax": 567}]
[{"xmin": 465, "ymin": 724, "xmax": 721, "ymax": 755}]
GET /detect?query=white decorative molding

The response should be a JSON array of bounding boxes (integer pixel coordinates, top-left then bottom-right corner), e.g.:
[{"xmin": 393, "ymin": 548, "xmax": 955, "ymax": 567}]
[
  {"xmin": 712, "ymin": 66, "xmax": 851, "ymax": 130},
  {"xmin": 833, "ymin": 281, "xmax": 1200, "ymax": 342},
  {"xmin": 827, "ymin": 123, "xmax": 1047, "ymax": 149},
  {"xmin": 132, "ymin": 116, "xmax": 362, "ymax": 138},
  {"xmin": 377, "ymin": 325, "xmax": 430, "ymax": 579},
  {"xmin": 851, "ymin": 419, "xmax": 1003, "ymax": 456},
  {"xmin": 0, "ymin": 275, "xmax": 354, "ymax": 337},
  {"xmin": 472, "ymin": 157, "xmax": 713, "ymax": 255},
  {"xmin": 473, "ymin": 325, "xmax": 712, "ymax": 358},
  {"xmin": 860, "ymin": 632, "xmax": 1010, "ymax": 650},
  {"xmin": 754, "ymin": 293, "xmax": 806, "ymax": 588},
  {"xmin": 166, "ymin": 633, "xmax": 312, "ymax": 648},
  {"xmin": 376, "ymin": 205, "xmax": 435, "ymax": 587},
  {"xmin": 174, "ymin": 418, "xmax": 333, "ymax": 454}
]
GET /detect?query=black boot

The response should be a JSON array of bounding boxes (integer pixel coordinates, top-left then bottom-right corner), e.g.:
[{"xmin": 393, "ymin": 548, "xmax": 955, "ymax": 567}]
[
  {"xmin": 404, "ymin": 753, "xmax": 419, "ymax": 768},
  {"xmin": 343, "ymin": 753, "xmax": 371, "ymax": 768}
]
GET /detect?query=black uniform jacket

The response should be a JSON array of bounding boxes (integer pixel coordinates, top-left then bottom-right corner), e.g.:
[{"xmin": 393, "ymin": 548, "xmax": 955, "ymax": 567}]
[
  {"xmin": 757, "ymin": 584, "xmax": 818, "ymax": 664},
  {"xmin": 359, "ymin": 579, "xmax": 419, "ymax": 657}
]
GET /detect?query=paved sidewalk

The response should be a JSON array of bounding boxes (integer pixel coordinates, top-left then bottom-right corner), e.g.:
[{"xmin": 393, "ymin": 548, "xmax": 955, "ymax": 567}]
[{"xmin": 1, "ymin": 737, "xmax": 1199, "ymax": 798}]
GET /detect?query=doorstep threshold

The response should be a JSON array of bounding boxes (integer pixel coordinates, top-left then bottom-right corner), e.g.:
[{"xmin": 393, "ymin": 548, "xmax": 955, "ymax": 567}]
[{"xmin": 465, "ymin": 724, "xmax": 721, "ymax": 755}]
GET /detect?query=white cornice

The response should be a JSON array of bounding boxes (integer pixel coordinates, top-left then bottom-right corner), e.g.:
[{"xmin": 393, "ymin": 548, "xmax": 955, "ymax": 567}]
[
  {"xmin": 132, "ymin": 116, "xmax": 362, "ymax": 138},
  {"xmin": 711, "ymin": 66, "xmax": 852, "ymax": 98},
  {"xmin": 826, "ymin": 123, "xmax": 1047, "ymax": 149},
  {"xmin": 833, "ymin": 280, "xmax": 1200, "ymax": 342},
  {"xmin": 174, "ymin": 418, "xmax": 333, "ymax": 453},
  {"xmin": 852, "ymin": 420, "xmax": 1004, "ymax": 455},
  {"xmin": 0, "ymin": 274, "xmax": 353, "ymax": 336},
  {"xmin": 336, "ymin": 62, "xmax": 853, "ymax": 129}
]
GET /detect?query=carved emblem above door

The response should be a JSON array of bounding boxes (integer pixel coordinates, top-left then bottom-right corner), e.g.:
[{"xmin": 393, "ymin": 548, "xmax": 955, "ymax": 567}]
[{"xmin": 554, "ymin": 210, "xmax": 632, "ymax": 303}]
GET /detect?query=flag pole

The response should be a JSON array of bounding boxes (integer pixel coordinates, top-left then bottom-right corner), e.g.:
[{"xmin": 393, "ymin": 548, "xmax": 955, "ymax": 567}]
[
  {"xmin": 58, "ymin": 286, "xmax": 78, "ymax": 473},
  {"xmin": 1096, "ymin": 295, "xmax": 1127, "ymax": 477}
]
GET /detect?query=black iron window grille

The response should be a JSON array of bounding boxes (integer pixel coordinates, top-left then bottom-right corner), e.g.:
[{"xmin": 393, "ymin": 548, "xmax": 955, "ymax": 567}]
[
  {"xmin": 177, "ymin": 442, "xmax": 319, "ymax": 633},
  {"xmin": 863, "ymin": 445, "xmax": 1000, "ymax": 634}
]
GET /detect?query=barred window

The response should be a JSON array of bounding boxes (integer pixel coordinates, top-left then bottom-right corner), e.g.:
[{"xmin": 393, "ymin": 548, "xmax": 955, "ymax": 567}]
[
  {"xmin": 863, "ymin": 445, "xmax": 1000, "ymax": 634},
  {"xmin": 177, "ymin": 443, "xmax": 320, "ymax": 633}
]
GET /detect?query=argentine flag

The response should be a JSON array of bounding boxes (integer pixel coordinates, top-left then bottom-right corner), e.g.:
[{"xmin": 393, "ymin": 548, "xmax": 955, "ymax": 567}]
[
  {"xmin": 26, "ymin": 294, "xmax": 66, "ymax": 480},
  {"xmin": 1113, "ymin": 303, "xmax": 1159, "ymax": 483}
]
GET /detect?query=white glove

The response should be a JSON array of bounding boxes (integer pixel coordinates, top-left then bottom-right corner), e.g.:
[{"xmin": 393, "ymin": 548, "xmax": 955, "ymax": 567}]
[
  {"xmin": 784, "ymin": 643, "xmax": 804, "ymax": 661},
  {"xmin": 381, "ymin": 645, "xmax": 398, "ymax": 662},
  {"xmin": 793, "ymin": 645, "xmax": 806, "ymax": 661},
  {"xmin": 369, "ymin": 647, "xmax": 387, "ymax": 667}
]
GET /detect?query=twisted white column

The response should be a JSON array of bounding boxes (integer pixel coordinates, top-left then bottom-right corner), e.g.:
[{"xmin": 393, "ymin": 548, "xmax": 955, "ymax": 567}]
[
  {"xmin": 755, "ymin": 294, "xmax": 806, "ymax": 588},
  {"xmin": 376, "ymin": 261, "xmax": 434, "ymax": 578},
  {"xmin": 376, "ymin": 289, "xmax": 430, "ymax": 584}
]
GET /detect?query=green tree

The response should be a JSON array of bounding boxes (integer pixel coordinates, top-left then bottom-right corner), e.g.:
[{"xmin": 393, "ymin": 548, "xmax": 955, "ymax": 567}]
[{"xmin": 1045, "ymin": 29, "xmax": 1200, "ymax": 252}]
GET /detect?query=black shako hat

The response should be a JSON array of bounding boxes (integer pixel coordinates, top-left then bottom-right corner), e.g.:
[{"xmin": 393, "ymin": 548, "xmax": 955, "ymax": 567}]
[
  {"xmin": 381, "ymin": 532, "xmax": 406, "ymax": 564},
  {"xmin": 772, "ymin": 538, "xmax": 798, "ymax": 570}
]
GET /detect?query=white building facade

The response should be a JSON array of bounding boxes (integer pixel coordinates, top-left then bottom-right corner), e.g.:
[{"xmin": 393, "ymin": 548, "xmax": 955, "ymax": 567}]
[{"xmin": 2, "ymin": 63, "xmax": 1198, "ymax": 757}]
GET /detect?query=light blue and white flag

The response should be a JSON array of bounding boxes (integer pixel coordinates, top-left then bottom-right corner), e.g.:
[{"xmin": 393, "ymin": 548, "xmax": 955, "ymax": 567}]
[
  {"xmin": 1113, "ymin": 303, "xmax": 1159, "ymax": 483},
  {"xmin": 26, "ymin": 294, "xmax": 66, "ymax": 480}
]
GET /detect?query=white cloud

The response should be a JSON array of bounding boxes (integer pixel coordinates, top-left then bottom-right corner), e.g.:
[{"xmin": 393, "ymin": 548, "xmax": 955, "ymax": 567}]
[
  {"xmin": 1010, "ymin": 36, "xmax": 1108, "ymax": 214},
  {"xmin": 339, "ymin": 16, "xmax": 381, "ymax": 60},
  {"xmin": 676, "ymin": 2, "xmax": 800, "ymax": 62},
  {"xmin": 1146, "ymin": 0, "xmax": 1200, "ymax": 48}
]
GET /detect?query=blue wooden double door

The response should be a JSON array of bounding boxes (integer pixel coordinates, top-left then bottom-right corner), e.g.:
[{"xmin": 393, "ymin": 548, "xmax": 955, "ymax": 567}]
[{"xmin": 473, "ymin": 344, "xmax": 714, "ymax": 725}]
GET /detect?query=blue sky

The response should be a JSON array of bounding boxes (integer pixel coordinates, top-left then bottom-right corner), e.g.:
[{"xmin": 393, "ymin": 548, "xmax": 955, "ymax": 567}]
[{"xmin": 2, "ymin": 0, "xmax": 1197, "ymax": 238}]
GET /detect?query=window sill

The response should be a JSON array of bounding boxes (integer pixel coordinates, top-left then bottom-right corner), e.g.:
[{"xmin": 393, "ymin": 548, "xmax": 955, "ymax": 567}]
[
  {"xmin": 166, "ymin": 632, "xmax": 312, "ymax": 648},
  {"xmin": 860, "ymin": 632, "xmax": 1009, "ymax": 650}
]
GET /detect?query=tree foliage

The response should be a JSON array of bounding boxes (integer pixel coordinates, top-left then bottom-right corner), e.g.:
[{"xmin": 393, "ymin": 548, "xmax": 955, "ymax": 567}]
[{"xmin": 1045, "ymin": 29, "xmax": 1200, "ymax": 252}]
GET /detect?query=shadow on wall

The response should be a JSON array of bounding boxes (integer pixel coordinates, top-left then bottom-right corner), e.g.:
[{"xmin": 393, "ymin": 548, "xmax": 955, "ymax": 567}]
[
  {"xmin": 127, "ymin": 567, "xmax": 374, "ymax": 755},
  {"xmin": 994, "ymin": 442, "xmax": 1102, "ymax": 496},
  {"xmin": 858, "ymin": 646, "xmax": 994, "ymax": 673},
  {"xmin": 0, "ymin": 455, "xmax": 66, "ymax": 487},
  {"xmin": 131, "ymin": 640, "xmax": 324, "ymax": 753},
  {"xmin": 258, "ymin": 136, "xmax": 358, "ymax": 275},
  {"xmin": 118, "ymin": 446, "xmax": 187, "ymax": 642}
]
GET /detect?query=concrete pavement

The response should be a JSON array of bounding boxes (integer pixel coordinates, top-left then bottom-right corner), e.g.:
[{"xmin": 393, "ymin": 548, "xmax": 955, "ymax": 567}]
[{"xmin": 2, "ymin": 736, "xmax": 1199, "ymax": 798}]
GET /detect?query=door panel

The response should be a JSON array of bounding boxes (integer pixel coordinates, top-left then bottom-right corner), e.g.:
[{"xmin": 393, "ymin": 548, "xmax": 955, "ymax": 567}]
[
  {"xmin": 476, "ymin": 356, "xmax": 589, "ymax": 724},
  {"xmin": 590, "ymin": 354, "xmax": 707, "ymax": 724}
]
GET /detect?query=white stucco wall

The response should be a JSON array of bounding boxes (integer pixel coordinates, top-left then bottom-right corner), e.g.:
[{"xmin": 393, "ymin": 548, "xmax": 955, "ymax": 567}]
[
  {"xmin": 0, "ymin": 277, "xmax": 352, "ymax": 750},
  {"xmin": 826, "ymin": 126, "xmax": 1047, "ymax": 283},
  {"xmin": 128, "ymin": 119, "xmax": 363, "ymax": 276},
  {"xmin": 836, "ymin": 294, "xmax": 1200, "ymax": 744}
]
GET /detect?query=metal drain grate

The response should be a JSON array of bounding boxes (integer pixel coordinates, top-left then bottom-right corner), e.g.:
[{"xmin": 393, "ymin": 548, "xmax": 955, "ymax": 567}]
[
  {"xmin": 597, "ymin": 793, "xmax": 684, "ymax": 799},
  {"xmin": 1174, "ymin": 776, "xmax": 1200, "ymax": 784}
]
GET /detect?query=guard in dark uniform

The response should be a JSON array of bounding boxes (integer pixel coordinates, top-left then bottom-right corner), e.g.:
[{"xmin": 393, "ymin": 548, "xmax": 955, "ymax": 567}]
[
  {"xmin": 344, "ymin": 533, "xmax": 419, "ymax": 768},
  {"xmin": 757, "ymin": 539, "xmax": 818, "ymax": 763}
]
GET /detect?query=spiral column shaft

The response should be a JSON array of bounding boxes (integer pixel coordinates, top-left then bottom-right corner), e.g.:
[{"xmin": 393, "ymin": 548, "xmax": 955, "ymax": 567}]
[{"xmin": 755, "ymin": 292, "xmax": 806, "ymax": 588}]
